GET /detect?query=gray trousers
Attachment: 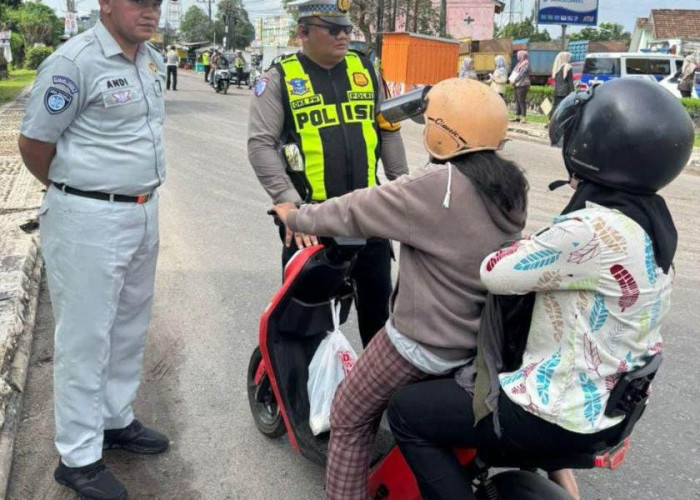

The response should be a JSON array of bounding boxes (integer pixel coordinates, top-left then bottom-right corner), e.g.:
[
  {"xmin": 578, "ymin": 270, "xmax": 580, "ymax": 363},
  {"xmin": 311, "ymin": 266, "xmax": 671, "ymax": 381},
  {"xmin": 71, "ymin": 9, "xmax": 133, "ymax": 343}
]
[
  {"xmin": 40, "ymin": 185, "xmax": 159, "ymax": 467},
  {"xmin": 515, "ymin": 85, "xmax": 529, "ymax": 117}
]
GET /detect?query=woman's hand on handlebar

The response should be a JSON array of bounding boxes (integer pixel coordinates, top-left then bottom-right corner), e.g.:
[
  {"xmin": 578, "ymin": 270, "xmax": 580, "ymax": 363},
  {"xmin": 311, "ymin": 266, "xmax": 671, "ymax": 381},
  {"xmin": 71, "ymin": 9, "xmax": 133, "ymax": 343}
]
[
  {"xmin": 272, "ymin": 202, "xmax": 319, "ymax": 249},
  {"xmin": 272, "ymin": 202, "xmax": 296, "ymax": 226}
]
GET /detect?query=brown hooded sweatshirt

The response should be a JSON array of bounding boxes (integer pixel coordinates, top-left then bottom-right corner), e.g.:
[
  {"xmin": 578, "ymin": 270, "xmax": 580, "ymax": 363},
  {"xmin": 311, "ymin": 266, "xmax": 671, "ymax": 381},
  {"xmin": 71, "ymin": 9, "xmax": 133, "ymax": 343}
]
[{"xmin": 286, "ymin": 163, "xmax": 526, "ymax": 361}]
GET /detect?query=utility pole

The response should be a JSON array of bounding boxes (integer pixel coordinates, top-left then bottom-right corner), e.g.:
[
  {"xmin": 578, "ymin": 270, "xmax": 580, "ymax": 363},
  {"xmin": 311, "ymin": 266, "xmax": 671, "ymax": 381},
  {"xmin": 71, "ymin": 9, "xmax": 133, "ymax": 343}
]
[
  {"xmin": 197, "ymin": 0, "xmax": 214, "ymax": 44},
  {"xmin": 375, "ymin": 0, "xmax": 384, "ymax": 58},
  {"xmin": 561, "ymin": 24, "xmax": 567, "ymax": 51},
  {"xmin": 439, "ymin": 0, "xmax": 447, "ymax": 38}
]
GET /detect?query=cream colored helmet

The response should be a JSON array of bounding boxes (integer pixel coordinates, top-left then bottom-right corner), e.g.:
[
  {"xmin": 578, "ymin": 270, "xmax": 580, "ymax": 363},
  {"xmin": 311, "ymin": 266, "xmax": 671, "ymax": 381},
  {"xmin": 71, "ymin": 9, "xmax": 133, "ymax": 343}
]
[{"xmin": 423, "ymin": 78, "xmax": 508, "ymax": 160}]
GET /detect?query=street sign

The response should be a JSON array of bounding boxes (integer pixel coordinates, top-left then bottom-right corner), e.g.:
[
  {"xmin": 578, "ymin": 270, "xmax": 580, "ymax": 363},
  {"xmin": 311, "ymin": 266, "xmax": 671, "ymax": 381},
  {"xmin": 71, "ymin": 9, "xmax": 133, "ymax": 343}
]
[{"xmin": 538, "ymin": 0, "xmax": 598, "ymax": 26}]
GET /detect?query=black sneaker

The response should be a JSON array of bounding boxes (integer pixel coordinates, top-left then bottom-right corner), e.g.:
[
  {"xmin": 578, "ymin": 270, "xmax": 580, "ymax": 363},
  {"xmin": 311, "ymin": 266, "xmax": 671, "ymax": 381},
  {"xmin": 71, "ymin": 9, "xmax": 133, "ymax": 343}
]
[
  {"xmin": 54, "ymin": 459, "xmax": 127, "ymax": 500},
  {"xmin": 103, "ymin": 420, "xmax": 169, "ymax": 454}
]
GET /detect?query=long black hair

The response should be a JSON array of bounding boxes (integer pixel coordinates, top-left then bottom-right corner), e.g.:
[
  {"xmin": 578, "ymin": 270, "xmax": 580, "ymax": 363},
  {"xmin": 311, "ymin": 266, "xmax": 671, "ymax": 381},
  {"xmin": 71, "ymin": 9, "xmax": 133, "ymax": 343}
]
[{"xmin": 446, "ymin": 151, "xmax": 529, "ymax": 214}]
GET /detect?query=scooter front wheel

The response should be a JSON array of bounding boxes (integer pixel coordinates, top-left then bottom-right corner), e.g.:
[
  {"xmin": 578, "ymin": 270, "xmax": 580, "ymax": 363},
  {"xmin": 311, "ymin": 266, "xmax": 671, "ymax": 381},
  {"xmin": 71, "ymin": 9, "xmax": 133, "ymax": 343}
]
[{"xmin": 247, "ymin": 347, "xmax": 286, "ymax": 438}]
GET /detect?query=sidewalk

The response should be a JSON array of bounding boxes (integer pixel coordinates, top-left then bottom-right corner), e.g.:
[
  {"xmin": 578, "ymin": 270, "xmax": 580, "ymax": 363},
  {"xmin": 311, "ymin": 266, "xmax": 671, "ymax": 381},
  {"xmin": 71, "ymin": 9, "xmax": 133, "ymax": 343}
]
[
  {"xmin": 507, "ymin": 119, "xmax": 700, "ymax": 171},
  {"xmin": 0, "ymin": 91, "xmax": 44, "ymax": 497}
]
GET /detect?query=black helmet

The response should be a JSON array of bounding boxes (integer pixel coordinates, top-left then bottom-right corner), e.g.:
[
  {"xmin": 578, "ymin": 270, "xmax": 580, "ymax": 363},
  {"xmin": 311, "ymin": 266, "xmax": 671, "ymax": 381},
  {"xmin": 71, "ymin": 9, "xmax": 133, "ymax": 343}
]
[{"xmin": 549, "ymin": 78, "xmax": 694, "ymax": 194}]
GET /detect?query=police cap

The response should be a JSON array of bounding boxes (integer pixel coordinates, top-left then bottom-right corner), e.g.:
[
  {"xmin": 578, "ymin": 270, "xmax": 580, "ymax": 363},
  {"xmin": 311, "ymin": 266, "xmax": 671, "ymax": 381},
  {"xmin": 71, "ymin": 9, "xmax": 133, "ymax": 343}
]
[{"xmin": 289, "ymin": 0, "xmax": 353, "ymax": 27}]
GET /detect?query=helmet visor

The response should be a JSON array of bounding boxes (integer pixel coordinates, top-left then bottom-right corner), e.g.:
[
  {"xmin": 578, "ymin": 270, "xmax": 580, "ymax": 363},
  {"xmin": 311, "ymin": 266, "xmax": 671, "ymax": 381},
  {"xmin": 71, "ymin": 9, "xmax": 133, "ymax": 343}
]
[{"xmin": 548, "ymin": 87, "xmax": 595, "ymax": 147}]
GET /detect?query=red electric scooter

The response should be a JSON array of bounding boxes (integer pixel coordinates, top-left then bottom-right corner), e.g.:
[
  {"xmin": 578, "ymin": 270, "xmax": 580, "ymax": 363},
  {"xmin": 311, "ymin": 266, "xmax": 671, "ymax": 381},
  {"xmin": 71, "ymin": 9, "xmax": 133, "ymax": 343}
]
[{"xmin": 246, "ymin": 232, "xmax": 661, "ymax": 499}]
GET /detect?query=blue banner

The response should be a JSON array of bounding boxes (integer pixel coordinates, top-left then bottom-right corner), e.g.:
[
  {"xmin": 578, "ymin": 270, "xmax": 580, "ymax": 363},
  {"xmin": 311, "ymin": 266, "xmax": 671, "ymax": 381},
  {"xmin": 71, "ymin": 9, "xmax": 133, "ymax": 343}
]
[{"xmin": 538, "ymin": 0, "xmax": 599, "ymax": 26}]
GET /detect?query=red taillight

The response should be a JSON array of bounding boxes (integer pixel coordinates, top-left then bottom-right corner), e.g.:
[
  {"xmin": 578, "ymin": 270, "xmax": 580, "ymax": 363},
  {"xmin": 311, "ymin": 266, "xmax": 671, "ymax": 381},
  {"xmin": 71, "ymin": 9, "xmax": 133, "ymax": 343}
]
[{"xmin": 577, "ymin": 82, "xmax": 588, "ymax": 91}]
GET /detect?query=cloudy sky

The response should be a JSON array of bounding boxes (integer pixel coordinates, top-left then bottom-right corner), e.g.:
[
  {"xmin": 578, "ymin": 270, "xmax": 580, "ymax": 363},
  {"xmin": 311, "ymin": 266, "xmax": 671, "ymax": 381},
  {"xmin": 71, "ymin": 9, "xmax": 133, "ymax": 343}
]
[{"xmin": 43, "ymin": 0, "xmax": 700, "ymax": 31}]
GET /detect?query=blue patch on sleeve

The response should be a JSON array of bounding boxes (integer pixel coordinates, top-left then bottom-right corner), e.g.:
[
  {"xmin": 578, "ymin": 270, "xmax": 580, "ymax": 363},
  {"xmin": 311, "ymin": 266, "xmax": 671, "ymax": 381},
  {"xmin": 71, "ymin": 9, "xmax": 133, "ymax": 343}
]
[
  {"xmin": 52, "ymin": 75, "xmax": 79, "ymax": 94},
  {"xmin": 254, "ymin": 77, "xmax": 268, "ymax": 97},
  {"xmin": 44, "ymin": 87, "xmax": 73, "ymax": 114}
]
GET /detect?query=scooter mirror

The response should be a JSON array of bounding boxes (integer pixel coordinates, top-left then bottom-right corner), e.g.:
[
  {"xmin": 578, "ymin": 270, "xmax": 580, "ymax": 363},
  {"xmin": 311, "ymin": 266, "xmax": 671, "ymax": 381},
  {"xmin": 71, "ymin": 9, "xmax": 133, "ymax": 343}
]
[
  {"xmin": 282, "ymin": 143, "xmax": 305, "ymax": 173},
  {"xmin": 377, "ymin": 86, "xmax": 431, "ymax": 124}
]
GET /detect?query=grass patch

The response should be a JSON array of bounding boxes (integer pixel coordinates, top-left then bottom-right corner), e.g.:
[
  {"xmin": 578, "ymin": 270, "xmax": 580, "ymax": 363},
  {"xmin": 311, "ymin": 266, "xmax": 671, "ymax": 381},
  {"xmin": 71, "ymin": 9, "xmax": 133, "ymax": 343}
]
[
  {"xmin": 696, "ymin": 134, "xmax": 700, "ymax": 148},
  {"xmin": 508, "ymin": 112, "xmax": 549, "ymax": 124},
  {"xmin": 0, "ymin": 69, "xmax": 36, "ymax": 105}
]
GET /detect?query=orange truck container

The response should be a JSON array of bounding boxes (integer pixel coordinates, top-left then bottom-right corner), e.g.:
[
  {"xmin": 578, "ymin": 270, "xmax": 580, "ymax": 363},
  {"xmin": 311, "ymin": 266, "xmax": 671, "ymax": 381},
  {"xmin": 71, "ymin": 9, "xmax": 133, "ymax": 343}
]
[{"xmin": 381, "ymin": 32, "xmax": 460, "ymax": 87}]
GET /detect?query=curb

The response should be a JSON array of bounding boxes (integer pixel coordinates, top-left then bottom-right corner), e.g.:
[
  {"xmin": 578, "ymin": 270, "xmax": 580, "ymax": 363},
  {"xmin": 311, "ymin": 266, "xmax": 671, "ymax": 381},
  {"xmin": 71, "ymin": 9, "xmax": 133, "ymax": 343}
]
[
  {"xmin": 506, "ymin": 126, "xmax": 550, "ymax": 146},
  {"xmin": 0, "ymin": 86, "xmax": 31, "ymax": 115},
  {"xmin": 0, "ymin": 241, "xmax": 42, "ymax": 499},
  {"xmin": 0, "ymin": 84, "xmax": 45, "ymax": 497}
]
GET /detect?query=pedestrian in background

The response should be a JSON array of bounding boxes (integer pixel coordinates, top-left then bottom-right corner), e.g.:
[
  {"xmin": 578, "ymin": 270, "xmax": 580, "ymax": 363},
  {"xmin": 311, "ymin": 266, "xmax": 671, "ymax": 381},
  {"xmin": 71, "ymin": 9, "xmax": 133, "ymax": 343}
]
[
  {"xmin": 509, "ymin": 50, "xmax": 531, "ymax": 122},
  {"xmin": 17, "ymin": 0, "xmax": 169, "ymax": 497},
  {"xmin": 551, "ymin": 51, "xmax": 574, "ymax": 116},
  {"xmin": 459, "ymin": 56, "xmax": 478, "ymax": 79},
  {"xmin": 166, "ymin": 44, "xmax": 179, "ymax": 91},
  {"xmin": 488, "ymin": 54, "xmax": 508, "ymax": 99},
  {"xmin": 678, "ymin": 53, "xmax": 697, "ymax": 98},
  {"xmin": 203, "ymin": 48, "xmax": 211, "ymax": 82}
]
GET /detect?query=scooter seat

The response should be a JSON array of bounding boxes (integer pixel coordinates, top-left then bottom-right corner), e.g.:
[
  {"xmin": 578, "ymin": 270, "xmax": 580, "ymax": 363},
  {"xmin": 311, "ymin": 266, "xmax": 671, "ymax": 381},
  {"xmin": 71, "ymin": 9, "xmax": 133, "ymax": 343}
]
[{"xmin": 476, "ymin": 437, "xmax": 631, "ymax": 471}]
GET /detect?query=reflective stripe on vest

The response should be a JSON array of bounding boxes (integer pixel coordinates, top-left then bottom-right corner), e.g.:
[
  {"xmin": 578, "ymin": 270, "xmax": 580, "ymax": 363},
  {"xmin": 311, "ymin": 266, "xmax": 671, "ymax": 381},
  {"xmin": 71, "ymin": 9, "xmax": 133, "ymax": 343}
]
[{"xmin": 279, "ymin": 53, "xmax": 379, "ymax": 201}]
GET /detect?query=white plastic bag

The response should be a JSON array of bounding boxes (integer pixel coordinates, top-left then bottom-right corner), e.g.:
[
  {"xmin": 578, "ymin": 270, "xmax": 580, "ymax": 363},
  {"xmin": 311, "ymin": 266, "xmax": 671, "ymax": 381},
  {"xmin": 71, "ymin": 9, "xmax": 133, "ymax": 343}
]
[{"xmin": 307, "ymin": 300, "xmax": 357, "ymax": 436}]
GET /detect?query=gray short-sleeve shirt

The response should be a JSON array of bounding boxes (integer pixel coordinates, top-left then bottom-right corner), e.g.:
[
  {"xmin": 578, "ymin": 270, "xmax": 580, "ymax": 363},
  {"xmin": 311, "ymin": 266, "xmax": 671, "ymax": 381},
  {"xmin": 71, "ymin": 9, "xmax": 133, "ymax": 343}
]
[{"xmin": 21, "ymin": 21, "xmax": 166, "ymax": 196}]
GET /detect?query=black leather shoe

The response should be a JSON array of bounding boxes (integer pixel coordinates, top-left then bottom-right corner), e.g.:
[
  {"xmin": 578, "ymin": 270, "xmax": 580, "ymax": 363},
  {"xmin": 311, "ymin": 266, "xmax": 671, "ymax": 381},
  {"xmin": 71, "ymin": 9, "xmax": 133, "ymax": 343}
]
[
  {"xmin": 54, "ymin": 459, "xmax": 127, "ymax": 500},
  {"xmin": 103, "ymin": 420, "xmax": 169, "ymax": 454}
]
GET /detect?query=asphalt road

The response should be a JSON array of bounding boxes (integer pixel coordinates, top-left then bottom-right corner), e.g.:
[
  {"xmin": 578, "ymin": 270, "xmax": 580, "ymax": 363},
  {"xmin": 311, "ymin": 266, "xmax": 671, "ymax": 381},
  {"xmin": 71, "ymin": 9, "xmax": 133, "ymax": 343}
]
[{"xmin": 7, "ymin": 70, "xmax": 700, "ymax": 500}]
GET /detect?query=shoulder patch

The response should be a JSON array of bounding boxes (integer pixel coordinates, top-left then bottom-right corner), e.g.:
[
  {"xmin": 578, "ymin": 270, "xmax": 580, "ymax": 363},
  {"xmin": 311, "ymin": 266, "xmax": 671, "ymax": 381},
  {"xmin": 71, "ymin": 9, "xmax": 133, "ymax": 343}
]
[
  {"xmin": 254, "ymin": 77, "xmax": 269, "ymax": 97},
  {"xmin": 44, "ymin": 87, "xmax": 73, "ymax": 114},
  {"xmin": 52, "ymin": 75, "xmax": 79, "ymax": 94}
]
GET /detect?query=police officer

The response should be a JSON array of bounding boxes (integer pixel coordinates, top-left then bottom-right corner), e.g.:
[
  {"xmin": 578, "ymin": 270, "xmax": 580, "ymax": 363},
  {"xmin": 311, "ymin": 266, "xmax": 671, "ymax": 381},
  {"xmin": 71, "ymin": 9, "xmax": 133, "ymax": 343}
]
[
  {"xmin": 234, "ymin": 50, "xmax": 245, "ymax": 89},
  {"xmin": 18, "ymin": 0, "xmax": 168, "ymax": 497},
  {"xmin": 203, "ymin": 48, "xmax": 211, "ymax": 82},
  {"xmin": 248, "ymin": 0, "xmax": 408, "ymax": 347}
]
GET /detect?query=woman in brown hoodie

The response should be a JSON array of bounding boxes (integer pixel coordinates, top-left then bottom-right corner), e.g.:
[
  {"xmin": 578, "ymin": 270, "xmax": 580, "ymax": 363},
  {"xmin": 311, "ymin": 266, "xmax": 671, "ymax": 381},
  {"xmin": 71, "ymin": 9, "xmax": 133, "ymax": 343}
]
[{"xmin": 273, "ymin": 78, "xmax": 528, "ymax": 500}]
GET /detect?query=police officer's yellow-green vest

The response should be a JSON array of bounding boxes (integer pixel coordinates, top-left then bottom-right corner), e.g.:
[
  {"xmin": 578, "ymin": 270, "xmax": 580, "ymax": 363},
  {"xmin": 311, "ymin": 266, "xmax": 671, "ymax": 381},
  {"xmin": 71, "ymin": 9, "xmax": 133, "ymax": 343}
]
[
  {"xmin": 277, "ymin": 52, "xmax": 380, "ymax": 202},
  {"xmin": 202, "ymin": 52, "xmax": 210, "ymax": 65}
]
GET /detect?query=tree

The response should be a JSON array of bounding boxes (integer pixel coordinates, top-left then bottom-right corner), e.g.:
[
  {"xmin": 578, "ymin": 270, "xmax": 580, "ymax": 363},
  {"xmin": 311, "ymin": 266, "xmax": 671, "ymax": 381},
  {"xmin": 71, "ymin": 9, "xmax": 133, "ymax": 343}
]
[
  {"xmin": 180, "ymin": 5, "xmax": 212, "ymax": 43},
  {"xmin": 348, "ymin": 0, "xmax": 440, "ymax": 49},
  {"xmin": 0, "ymin": 0, "xmax": 22, "ymax": 27},
  {"xmin": 216, "ymin": 0, "xmax": 254, "ymax": 50},
  {"xmin": 496, "ymin": 16, "xmax": 550, "ymax": 42},
  {"xmin": 569, "ymin": 22, "xmax": 630, "ymax": 44},
  {"xmin": 4, "ymin": 2, "xmax": 63, "ymax": 47}
]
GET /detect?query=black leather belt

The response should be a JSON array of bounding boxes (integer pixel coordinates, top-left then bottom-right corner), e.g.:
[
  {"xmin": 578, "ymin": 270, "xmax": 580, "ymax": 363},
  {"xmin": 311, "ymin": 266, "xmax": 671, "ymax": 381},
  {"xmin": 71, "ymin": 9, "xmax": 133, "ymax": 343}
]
[{"xmin": 53, "ymin": 183, "xmax": 153, "ymax": 204}]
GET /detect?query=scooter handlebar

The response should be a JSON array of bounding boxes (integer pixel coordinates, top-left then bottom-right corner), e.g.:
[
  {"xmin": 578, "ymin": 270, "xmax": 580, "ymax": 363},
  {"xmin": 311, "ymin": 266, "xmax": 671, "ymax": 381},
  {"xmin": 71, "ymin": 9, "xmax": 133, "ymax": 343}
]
[{"xmin": 267, "ymin": 209, "xmax": 282, "ymax": 226}]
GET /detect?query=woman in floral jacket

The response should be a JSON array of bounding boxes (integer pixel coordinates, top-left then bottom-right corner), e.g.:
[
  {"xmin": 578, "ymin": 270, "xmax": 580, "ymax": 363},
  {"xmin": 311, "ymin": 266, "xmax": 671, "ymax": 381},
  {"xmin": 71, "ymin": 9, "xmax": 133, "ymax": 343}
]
[{"xmin": 387, "ymin": 78, "xmax": 695, "ymax": 500}]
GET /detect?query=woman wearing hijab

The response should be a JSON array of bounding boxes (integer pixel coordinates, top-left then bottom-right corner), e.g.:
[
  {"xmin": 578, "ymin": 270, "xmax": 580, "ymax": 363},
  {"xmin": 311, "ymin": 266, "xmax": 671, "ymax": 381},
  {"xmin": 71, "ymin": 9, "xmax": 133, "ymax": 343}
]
[
  {"xmin": 387, "ymin": 78, "xmax": 695, "ymax": 500},
  {"xmin": 678, "ymin": 53, "xmax": 697, "ymax": 98},
  {"xmin": 459, "ymin": 57, "xmax": 478, "ymax": 79},
  {"xmin": 509, "ymin": 50, "xmax": 531, "ymax": 122},
  {"xmin": 488, "ymin": 55, "xmax": 508, "ymax": 98},
  {"xmin": 551, "ymin": 51, "xmax": 575, "ymax": 116}
]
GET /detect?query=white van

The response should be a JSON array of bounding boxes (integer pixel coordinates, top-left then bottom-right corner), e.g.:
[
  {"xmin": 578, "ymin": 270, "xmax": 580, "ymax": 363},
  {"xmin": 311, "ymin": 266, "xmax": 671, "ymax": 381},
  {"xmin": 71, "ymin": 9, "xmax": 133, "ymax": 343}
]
[{"xmin": 579, "ymin": 52, "xmax": 684, "ymax": 90}]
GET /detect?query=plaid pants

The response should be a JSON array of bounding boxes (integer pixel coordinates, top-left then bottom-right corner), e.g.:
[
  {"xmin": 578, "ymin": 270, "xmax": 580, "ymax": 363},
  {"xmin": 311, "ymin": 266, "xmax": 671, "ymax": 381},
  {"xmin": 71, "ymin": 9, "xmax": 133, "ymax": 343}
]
[{"xmin": 325, "ymin": 328, "xmax": 427, "ymax": 500}]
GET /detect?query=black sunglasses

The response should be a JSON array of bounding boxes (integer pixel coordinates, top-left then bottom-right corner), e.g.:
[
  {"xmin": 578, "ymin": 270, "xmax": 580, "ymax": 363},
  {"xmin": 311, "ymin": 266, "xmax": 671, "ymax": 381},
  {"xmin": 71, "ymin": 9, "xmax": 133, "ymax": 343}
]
[{"xmin": 304, "ymin": 23, "xmax": 353, "ymax": 36}]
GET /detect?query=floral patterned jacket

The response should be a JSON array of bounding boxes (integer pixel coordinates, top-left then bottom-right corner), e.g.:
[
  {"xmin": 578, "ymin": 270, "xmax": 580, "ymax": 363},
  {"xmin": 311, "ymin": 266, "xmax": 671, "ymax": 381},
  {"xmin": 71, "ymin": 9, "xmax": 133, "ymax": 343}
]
[{"xmin": 481, "ymin": 202, "xmax": 671, "ymax": 434}]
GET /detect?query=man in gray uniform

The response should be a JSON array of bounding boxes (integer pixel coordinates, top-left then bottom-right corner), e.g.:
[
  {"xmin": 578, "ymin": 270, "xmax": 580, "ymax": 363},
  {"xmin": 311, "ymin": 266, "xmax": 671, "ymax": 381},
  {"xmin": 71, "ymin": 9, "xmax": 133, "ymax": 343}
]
[
  {"xmin": 248, "ymin": 0, "xmax": 408, "ymax": 347},
  {"xmin": 18, "ymin": 0, "xmax": 168, "ymax": 498}
]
